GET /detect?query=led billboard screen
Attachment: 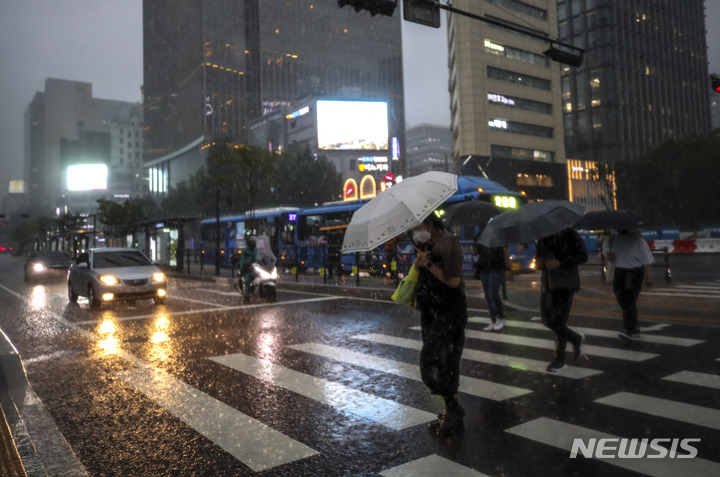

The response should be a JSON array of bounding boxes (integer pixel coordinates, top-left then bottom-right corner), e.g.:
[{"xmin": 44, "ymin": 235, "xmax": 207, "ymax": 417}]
[
  {"xmin": 67, "ymin": 164, "xmax": 108, "ymax": 191},
  {"xmin": 317, "ymin": 100, "xmax": 389, "ymax": 151},
  {"xmin": 8, "ymin": 180, "xmax": 25, "ymax": 194}
]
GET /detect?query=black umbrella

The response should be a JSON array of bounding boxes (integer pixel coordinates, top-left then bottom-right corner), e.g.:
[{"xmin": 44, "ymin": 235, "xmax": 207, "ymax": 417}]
[
  {"xmin": 477, "ymin": 200, "xmax": 585, "ymax": 247},
  {"xmin": 574, "ymin": 210, "xmax": 648, "ymax": 231},
  {"xmin": 443, "ymin": 201, "xmax": 502, "ymax": 227}
]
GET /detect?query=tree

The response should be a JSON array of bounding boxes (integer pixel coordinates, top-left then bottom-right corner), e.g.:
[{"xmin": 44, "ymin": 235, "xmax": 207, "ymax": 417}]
[
  {"xmin": 96, "ymin": 198, "xmax": 152, "ymax": 238},
  {"xmin": 274, "ymin": 147, "xmax": 343, "ymax": 206},
  {"xmin": 615, "ymin": 130, "xmax": 720, "ymax": 228}
]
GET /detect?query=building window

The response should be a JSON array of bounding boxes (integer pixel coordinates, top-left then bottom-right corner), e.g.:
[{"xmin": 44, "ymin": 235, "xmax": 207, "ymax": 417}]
[
  {"xmin": 484, "ymin": 39, "xmax": 549, "ymax": 67},
  {"xmin": 485, "ymin": 0, "xmax": 547, "ymax": 20},
  {"xmin": 487, "ymin": 66, "xmax": 551, "ymax": 90},
  {"xmin": 517, "ymin": 173, "xmax": 554, "ymax": 187},
  {"xmin": 492, "ymin": 145, "xmax": 554, "ymax": 162},
  {"xmin": 489, "ymin": 118, "xmax": 553, "ymax": 138},
  {"xmin": 488, "ymin": 92, "xmax": 552, "ymax": 114}
]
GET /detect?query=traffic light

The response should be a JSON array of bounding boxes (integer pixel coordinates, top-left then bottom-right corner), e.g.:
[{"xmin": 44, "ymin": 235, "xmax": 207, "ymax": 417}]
[
  {"xmin": 712, "ymin": 75, "xmax": 720, "ymax": 93},
  {"xmin": 403, "ymin": 0, "xmax": 440, "ymax": 28},
  {"xmin": 337, "ymin": 0, "xmax": 397, "ymax": 16},
  {"xmin": 544, "ymin": 45, "xmax": 584, "ymax": 67}
]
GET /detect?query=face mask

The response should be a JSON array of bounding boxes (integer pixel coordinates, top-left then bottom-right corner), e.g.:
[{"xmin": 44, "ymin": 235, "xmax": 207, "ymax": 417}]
[{"xmin": 412, "ymin": 230, "xmax": 431, "ymax": 244}]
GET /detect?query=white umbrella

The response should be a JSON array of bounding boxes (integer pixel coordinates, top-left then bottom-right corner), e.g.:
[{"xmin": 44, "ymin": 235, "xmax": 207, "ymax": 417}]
[{"xmin": 342, "ymin": 171, "xmax": 458, "ymax": 252}]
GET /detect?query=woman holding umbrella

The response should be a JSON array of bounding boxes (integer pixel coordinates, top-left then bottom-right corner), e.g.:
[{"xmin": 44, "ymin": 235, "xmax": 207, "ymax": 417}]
[{"xmin": 412, "ymin": 214, "xmax": 468, "ymax": 438}]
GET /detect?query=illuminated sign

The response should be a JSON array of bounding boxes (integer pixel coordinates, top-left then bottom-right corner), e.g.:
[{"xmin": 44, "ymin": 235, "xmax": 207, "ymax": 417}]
[
  {"xmin": 391, "ymin": 137, "xmax": 400, "ymax": 160},
  {"xmin": 494, "ymin": 195, "xmax": 518, "ymax": 209},
  {"xmin": 343, "ymin": 178, "xmax": 358, "ymax": 201},
  {"xmin": 358, "ymin": 156, "xmax": 388, "ymax": 163},
  {"xmin": 67, "ymin": 164, "xmax": 108, "ymax": 191},
  {"xmin": 317, "ymin": 100, "xmax": 389, "ymax": 151},
  {"xmin": 286, "ymin": 106, "xmax": 310, "ymax": 120},
  {"xmin": 488, "ymin": 93, "xmax": 516, "ymax": 106},
  {"xmin": 484, "ymin": 39, "xmax": 505, "ymax": 52},
  {"xmin": 359, "ymin": 163, "xmax": 389, "ymax": 172},
  {"xmin": 488, "ymin": 119, "xmax": 508, "ymax": 129},
  {"xmin": 8, "ymin": 180, "xmax": 24, "ymax": 194},
  {"xmin": 287, "ymin": 213, "xmax": 297, "ymax": 222},
  {"xmin": 360, "ymin": 175, "xmax": 377, "ymax": 199}
]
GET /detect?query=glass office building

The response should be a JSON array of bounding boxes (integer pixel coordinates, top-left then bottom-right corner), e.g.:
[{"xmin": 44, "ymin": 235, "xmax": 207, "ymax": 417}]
[{"xmin": 558, "ymin": 0, "xmax": 711, "ymax": 163}]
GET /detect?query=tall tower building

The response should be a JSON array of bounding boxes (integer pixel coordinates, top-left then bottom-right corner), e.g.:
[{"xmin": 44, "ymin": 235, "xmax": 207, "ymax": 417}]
[
  {"xmin": 143, "ymin": 0, "xmax": 404, "ymax": 190},
  {"xmin": 447, "ymin": 0, "xmax": 565, "ymax": 168},
  {"xmin": 559, "ymin": 0, "xmax": 710, "ymax": 163}
]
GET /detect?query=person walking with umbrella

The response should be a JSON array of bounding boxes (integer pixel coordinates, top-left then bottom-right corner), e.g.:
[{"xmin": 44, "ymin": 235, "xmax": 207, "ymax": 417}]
[
  {"xmin": 341, "ymin": 172, "xmax": 466, "ymax": 437},
  {"xmin": 478, "ymin": 200, "xmax": 587, "ymax": 372},
  {"xmin": 603, "ymin": 229, "xmax": 654, "ymax": 340},
  {"xmin": 412, "ymin": 214, "xmax": 468, "ymax": 437},
  {"xmin": 473, "ymin": 235, "xmax": 512, "ymax": 331},
  {"xmin": 535, "ymin": 228, "xmax": 588, "ymax": 372}
]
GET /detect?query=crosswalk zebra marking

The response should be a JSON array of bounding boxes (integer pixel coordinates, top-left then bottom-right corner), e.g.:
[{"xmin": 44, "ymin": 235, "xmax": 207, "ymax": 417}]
[
  {"xmin": 353, "ymin": 333, "xmax": 602, "ymax": 379},
  {"xmin": 644, "ymin": 291, "xmax": 720, "ymax": 299},
  {"xmin": 506, "ymin": 417, "xmax": 720, "ymax": 477},
  {"xmin": 419, "ymin": 327, "xmax": 659, "ymax": 362},
  {"xmin": 662, "ymin": 371, "xmax": 720, "ymax": 390},
  {"xmin": 675, "ymin": 284, "xmax": 720, "ymax": 291},
  {"xmin": 289, "ymin": 342, "xmax": 531, "ymax": 401},
  {"xmin": 595, "ymin": 392, "xmax": 720, "ymax": 431},
  {"xmin": 380, "ymin": 454, "xmax": 490, "ymax": 477},
  {"xmin": 467, "ymin": 317, "xmax": 703, "ymax": 347},
  {"xmin": 210, "ymin": 353, "xmax": 436, "ymax": 430},
  {"xmin": 117, "ymin": 366, "xmax": 318, "ymax": 472}
]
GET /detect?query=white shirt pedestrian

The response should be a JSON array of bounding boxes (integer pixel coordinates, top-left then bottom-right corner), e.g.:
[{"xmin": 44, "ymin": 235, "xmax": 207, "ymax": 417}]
[{"xmin": 602, "ymin": 233, "xmax": 654, "ymax": 269}]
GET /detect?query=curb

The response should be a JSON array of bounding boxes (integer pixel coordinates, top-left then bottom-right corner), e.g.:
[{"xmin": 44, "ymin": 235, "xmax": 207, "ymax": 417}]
[{"xmin": 0, "ymin": 329, "xmax": 43, "ymax": 476}]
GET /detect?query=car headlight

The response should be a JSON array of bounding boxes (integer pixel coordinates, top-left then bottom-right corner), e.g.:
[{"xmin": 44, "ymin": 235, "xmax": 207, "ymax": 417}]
[
  {"xmin": 33, "ymin": 263, "xmax": 45, "ymax": 272},
  {"xmin": 153, "ymin": 272, "xmax": 165, "ymax": 282},
  {"xmin": 99, "ymin": 275, "xmax": 118, "ymax": 286}
]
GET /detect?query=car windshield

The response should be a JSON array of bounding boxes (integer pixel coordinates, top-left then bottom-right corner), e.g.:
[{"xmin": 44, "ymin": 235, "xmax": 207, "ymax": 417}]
[{"xmin": 93, "ymin": 251, "xmax": 151, "ymax": 269}]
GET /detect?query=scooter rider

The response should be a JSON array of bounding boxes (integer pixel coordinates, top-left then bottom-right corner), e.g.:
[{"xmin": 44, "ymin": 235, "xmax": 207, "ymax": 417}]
[{"xmin": 237, "ymin": 236, "xmax": 258, "ymax": 300}]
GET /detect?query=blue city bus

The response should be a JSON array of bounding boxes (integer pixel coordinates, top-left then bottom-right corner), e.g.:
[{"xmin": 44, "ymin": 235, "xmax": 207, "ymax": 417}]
[{"xmin": 199, "ymin": 176, "xmax": 534, "ymax": 274}]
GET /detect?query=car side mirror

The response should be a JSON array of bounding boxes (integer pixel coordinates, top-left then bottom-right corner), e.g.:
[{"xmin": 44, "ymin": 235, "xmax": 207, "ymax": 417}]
[{"xmin": 77, "ymin": 262, "xmax": 89, "ymax": 269}]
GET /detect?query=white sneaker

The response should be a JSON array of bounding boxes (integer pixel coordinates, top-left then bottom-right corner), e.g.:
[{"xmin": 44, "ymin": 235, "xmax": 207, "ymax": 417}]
[
  {"xmin": 483, "ymin": 322, "xmax": 496, "ymax": 331},
  {"xmin": 494, "ymin": 318, "xmax": 506, "ymax": 331}
]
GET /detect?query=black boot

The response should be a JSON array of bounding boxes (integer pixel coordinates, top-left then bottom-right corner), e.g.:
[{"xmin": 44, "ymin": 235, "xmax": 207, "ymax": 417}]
[{"xmin": 429, "ymin": 398, "xmax": 465, "ymax": 437}]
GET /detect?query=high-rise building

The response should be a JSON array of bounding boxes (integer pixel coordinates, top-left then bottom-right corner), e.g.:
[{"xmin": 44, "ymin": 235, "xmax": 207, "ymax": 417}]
[
  {"xmin": 447, "ymin": 0, "xmax": 565, "ymax": 169},
  {"xmin": 406, "ymin": 124, "xmax": 453, "ymax": 175},
  {"xmin": 143, "ymin": 0, "xmax": 405, "ymax": 191},
  {"xmin": 109, "ymin": 106, "xmax": 145, "ymax": 196},
  {"xmin": 559, "ymin": 0, "xmax": 710, "ymax": 163},
  {"xmin": 23, "ymin": 78, "xmax": 141, "ymax": 214},
  {"xmin": 712, "ymin": 96, "xmax": 720, "ymax": 130}
]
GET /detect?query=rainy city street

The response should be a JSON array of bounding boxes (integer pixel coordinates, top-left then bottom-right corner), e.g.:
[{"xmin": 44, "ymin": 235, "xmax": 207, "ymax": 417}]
[{"xmin": 2, "ymin": 254, "xmax": 720, "ymax": 477}]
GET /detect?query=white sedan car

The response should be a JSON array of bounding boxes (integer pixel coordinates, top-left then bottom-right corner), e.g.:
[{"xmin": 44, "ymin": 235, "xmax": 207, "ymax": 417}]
[{"xmin": 67, "ymin": 248, "xmax": 167, "ymax": 308}]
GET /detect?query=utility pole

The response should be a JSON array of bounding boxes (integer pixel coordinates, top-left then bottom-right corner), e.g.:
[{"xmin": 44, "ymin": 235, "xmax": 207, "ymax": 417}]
[{"xmin": 215, "ymin": 189, "xmax": 221, "ymax": 276}]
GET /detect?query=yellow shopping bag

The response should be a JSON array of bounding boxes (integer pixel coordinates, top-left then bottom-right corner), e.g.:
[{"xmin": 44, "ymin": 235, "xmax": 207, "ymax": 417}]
[{"xmin": 391, "ymin": 265, "xmax": 420, "ymax": 308}]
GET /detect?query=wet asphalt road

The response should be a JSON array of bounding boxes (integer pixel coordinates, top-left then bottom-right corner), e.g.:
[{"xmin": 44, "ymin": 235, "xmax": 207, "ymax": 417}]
[{"xmin": 1, "ymin": 255, "xmax": 719, "ymax": 477}]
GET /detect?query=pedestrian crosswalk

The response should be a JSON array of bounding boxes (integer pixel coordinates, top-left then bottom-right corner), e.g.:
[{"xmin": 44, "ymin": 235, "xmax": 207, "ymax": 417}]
[
  {"xmin": 644, "ymin": 282, "xmax": 720, "ymax": 300},
  {"xmin": 118, "ymin": 308, "xmax": 718, "ymax": 475}
]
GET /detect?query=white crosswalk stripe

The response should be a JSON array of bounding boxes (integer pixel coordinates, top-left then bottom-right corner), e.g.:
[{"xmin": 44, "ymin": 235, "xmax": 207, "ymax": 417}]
[
  {"xmin": 380, "ymin": 454, "xmax": 490, "ymax": 477},
  {"xmin": 118, "ymin": 366, "xmax": 318, "ymax": 472},
  {"xmin": 595, "ymin": 392, "xmax": 720, "ymax": 431},
  {"xmin": 506, "ymin": 417, "xmax": 720, "ymax": 477},
  {"xmin": 467, "ymin": 317, "xmax": 703, "ymax": 347},
  {"xmin": 663, "ymin": 371, "xmax": 720, "ymax": 390},
  {"xmin": 288, "ymin": 342, "xmax": 532, "ymax": 401},
  {"xmin": 643, "ymin": 283, "xmax": 720, "ymax": 299},
  {"xmin": 410, "ymin": 326, "xmax": 659, "ymax": 362},
  {"xmin": 210, "ymin": 353, "xmax": 436, "ymax": 430},
  {"xmin": 353, "ymin": 333, "xmax": 602, "ymax": 379}
]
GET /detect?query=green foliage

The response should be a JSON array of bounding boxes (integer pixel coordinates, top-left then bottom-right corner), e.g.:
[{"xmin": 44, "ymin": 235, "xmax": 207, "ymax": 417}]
[
  {"xmin": 97, "ymin": 198, "xmax": 152, "ymax": 237},
  {"xmin": 616, "ymin": 131, "xmax": 720, "ymax": 228},
  {"xmin": 161, "ymin": 142, "xmax": 342, "ymax": 217}
]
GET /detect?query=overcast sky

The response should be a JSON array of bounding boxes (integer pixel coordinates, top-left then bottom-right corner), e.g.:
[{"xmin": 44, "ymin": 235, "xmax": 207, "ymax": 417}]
[{"xmin": 0, "ymin": 1, "xmax": 718, "ymax": 197}]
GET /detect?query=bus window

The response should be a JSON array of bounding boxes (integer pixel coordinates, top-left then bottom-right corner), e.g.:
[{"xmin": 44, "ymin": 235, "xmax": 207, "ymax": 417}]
[{"xmin": 298, "ymin": 214, "xmax": 322, "ymax": 241}]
